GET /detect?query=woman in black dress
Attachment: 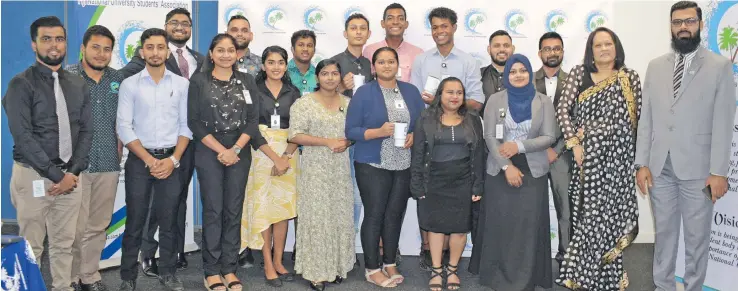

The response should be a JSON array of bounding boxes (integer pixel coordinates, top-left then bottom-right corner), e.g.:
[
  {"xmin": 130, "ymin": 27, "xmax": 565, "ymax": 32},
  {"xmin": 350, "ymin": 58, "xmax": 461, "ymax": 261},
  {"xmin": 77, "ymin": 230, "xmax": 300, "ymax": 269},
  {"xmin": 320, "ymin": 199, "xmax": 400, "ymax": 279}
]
[{"xmin": 410, "ymin": 77, "xmax": 485, "ymax": 291}]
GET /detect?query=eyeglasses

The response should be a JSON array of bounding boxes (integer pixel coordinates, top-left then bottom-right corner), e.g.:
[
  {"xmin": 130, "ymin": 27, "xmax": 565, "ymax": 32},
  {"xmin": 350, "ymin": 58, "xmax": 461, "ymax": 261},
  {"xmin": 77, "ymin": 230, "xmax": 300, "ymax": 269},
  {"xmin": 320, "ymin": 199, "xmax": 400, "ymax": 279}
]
[
  {"xmin": 167, "ymin": 21, "xmax": 192, "ymax": 28},
  {"xmin": 541, "ymin": 46, "xmax": 563, "ymax": 53},
  {"xmin": 671, "ymin": 18, "xmax": 699, "ymax": 27}
]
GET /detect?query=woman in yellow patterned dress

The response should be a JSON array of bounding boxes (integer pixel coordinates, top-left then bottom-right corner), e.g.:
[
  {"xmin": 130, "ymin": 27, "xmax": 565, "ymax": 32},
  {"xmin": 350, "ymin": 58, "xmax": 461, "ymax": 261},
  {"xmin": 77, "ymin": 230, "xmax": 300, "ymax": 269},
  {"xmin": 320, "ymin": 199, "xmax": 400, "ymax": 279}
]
[{"xmin": 241, "ymin": 46, "xmax": 300, "ymax": 287}]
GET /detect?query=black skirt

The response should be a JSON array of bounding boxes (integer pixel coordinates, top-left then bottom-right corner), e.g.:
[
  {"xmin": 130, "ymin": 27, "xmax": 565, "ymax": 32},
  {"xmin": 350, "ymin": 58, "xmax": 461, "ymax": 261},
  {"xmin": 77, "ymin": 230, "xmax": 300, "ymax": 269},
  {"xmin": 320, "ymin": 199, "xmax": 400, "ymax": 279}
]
[{"xmin": 418, "ymin": 158, "xmax": 473, "ymax": 234}]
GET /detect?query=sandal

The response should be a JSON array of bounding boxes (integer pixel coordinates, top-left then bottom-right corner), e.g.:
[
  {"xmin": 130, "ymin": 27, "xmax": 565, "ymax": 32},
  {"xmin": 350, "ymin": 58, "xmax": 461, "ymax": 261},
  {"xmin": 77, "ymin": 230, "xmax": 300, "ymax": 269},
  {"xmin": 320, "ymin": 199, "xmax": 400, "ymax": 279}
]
[
  {"xmin": 365, "ymin": 268, "xmax": 397, "ymax": 288},
  {"xmin": 429, "ymin": 265, "xmax": 444, "ymax": 291},
  {"xmin": 203, "ymin": 276, "xmax": 226, "ymax": 291},
  {"xmin": 382, "ymin": 263, "xmax": 405, "ymax": 284},
  {"xmin": 445, "ymin": 263, "xmax": 461, "ymax": 290},
  {"xmin": 220, "ymin": 274, "xmax": 243, "ymax": 291}
]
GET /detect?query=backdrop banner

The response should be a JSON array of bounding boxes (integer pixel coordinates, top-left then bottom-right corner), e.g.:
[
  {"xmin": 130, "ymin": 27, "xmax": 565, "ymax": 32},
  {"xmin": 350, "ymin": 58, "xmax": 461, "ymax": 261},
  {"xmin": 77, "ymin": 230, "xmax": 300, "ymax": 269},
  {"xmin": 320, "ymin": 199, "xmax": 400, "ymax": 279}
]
[
  {"xmin": 69, "ymin": 0, "xmax": 198, "ymax": 269},
  {"xmin": 218, "ymin": 0, "xmax": 614, "ymax": 257}
]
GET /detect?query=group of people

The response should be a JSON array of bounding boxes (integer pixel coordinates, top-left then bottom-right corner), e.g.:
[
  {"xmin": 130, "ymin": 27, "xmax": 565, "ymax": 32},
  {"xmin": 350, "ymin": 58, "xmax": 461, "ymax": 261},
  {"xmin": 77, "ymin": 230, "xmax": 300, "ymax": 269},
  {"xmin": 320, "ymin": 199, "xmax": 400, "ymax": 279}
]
[{"xmin": 3, "ymin": 1, "xmax": 733, "ymax": 291}]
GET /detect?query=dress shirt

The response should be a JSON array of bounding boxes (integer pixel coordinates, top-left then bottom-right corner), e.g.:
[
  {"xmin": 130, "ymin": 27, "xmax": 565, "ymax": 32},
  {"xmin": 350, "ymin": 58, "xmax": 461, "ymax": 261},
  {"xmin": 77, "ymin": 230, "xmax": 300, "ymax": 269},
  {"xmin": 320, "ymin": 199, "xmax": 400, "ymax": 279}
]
[
  {"xmin": 673, "ymin": 49, "xmax": 698, "ymax": 96},
  {"xmin": 117, "ymin": 68, "xmax": 192, "ymax": 149},
  {"xmin": 66, "ymin": 64, "xmax": 124, "ymax": 173},
  {"xmin": 2, "ymin": 62, "xmax": 93, "ymax": 182},
  {"xmin": 236, "ymin": 50, "xmax": 263, "ymax": 77},
  {"xmin": 411, "ymin": 46, "xmax": 484, "ymax": 103},
  {"xmin": 287, "ymin": 59, "xmax": 317, "ymax": 95},
  {"xmin": 331, "ymin": 49, "xmax": 374, "ymax": 96},
  {"xmin": 256, "ymin": 80, "xmax": 301, "ymax": 129},
  {"xmin": 169, "ymin": 42, "xmax": 197, "ymax": 79},
  {"xmin": 545, "ymin": 76, "xmax": 557, "ymax": 100},
  {"xmin": 362, "ymin": 39, "xmax": 424, "ymax": 83}
]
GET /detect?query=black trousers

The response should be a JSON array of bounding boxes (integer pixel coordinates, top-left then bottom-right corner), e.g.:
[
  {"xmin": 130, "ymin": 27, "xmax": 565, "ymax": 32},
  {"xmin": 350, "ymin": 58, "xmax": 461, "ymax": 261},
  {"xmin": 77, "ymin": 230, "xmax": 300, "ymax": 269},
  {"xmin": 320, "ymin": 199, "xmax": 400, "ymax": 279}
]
[
  {"xmin": 196, "ymin": 133, "xmax": 251, "ymax": 276},
  {"xmin": 354, "ymin": 162, "xmax": 411, "ymax": 270},
  {"xmin": 120, "ymin": 153, "xmax": 181, "ymax": 280},
  {"xmin": 141, "ymin": 141, "xmax": 194, "ymax": 258}
]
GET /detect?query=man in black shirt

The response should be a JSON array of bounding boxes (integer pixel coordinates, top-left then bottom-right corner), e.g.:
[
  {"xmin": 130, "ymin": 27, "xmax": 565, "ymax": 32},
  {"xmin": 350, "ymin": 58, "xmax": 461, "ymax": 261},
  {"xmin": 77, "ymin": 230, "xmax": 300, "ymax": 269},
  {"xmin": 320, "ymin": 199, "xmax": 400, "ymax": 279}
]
[
  {"xmin": 332, "ymin": 13, "xmax": 374, "ymax": 97},
  {"xmin": 2, "ymin": 16, "xmax": 92, "ymax": 291}
]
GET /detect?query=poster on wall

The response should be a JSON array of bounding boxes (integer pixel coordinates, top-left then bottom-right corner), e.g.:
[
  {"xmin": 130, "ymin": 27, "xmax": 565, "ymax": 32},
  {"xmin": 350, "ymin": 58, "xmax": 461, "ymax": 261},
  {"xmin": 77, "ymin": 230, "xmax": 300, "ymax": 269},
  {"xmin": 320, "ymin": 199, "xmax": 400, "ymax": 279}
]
[
  {"xmin": 218, "ymin": 0, "xmax": 614, "ymax": 257},
  {"xmin": 69, "ymin": 0, "xmax": 198, "ymax": 269},
  {"xmin": 673, "ymin": 1, "xmax": 738, "ymax": 290}
]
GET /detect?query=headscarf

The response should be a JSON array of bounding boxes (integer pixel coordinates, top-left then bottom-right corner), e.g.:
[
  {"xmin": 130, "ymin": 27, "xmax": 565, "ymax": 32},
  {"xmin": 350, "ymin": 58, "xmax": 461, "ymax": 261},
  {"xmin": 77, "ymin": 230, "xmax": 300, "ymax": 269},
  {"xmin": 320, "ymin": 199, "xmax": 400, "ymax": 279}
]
[{"xmin": 502, "ymin": 54, "xmax": 536, "ymax": 123}]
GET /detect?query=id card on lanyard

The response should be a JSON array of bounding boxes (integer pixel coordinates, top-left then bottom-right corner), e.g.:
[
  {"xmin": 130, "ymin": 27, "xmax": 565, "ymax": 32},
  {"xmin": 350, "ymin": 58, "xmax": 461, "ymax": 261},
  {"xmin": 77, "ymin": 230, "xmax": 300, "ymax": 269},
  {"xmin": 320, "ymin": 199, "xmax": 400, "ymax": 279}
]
[{"xmin": 496, "ymin": 108, "xmax": 505, "ymax": 140}]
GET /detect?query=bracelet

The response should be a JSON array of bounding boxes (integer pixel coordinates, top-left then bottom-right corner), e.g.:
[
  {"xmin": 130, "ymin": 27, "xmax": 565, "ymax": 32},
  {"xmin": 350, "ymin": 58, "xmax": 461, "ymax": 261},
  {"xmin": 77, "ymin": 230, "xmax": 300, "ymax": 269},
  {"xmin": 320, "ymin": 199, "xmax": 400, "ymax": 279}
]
[
  {"xmin": 565, "ymin": 137, "xmax": 580, "ymax": 150},
  {"xmin": 282, "ymin": 152, "xmax": 294, "ymax": 159}
]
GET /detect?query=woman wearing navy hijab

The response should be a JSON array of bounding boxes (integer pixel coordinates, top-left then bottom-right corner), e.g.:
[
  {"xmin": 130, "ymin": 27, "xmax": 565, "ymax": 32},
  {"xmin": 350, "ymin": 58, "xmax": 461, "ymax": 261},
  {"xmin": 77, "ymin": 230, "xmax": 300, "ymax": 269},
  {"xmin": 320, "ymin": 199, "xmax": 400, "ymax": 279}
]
[{"xmin": 471, "ymin": 54, "xmax": 555, "ymax": 291}]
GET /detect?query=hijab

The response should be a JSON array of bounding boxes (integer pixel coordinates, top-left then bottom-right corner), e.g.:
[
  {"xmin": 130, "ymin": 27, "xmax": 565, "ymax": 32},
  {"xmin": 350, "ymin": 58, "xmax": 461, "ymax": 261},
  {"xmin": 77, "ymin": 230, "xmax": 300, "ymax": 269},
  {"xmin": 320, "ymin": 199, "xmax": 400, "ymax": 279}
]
[{"xmin": 502, "ymin": 54, "xmax": 536, "ymax": 123}]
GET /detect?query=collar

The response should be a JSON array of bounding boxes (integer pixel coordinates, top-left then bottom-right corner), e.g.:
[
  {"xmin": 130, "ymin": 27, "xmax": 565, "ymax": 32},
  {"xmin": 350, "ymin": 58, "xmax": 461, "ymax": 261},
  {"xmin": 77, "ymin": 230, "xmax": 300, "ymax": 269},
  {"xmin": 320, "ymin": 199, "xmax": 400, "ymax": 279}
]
[
  {"xmin": 140, "ymin": 66, "xmax": 173, "ymax": 81},
  {"xmin": 34, "ymin": 61, "xmax": 61, "ymax": 79},
  {"xmin": 343, "ymin": 48, "xmax": 363, "ymax": 62},
  {"xmin": 382, "ymin": 38, "xmax": 407, "ymax": 50},
  {"xmin": 674, "ymin": 48, "xmax": 698, "ymax": 60},
  {"xmin": 169, "ymin": 42, "xmax": 190, "ymax": 55},
  {"xmin": 73, "ymin": 64, "xmax": 114, "ymax": 81},
  {"xmin": 288, "ymin": 59, "xmax": 315, "ymax": 76},
  {"xmin": 432, "ymin": 45, "xmax": 459, "ymax": 59},
  {"xmin": 535, "ymin": 67, "xmax": 560, "ymax": 80},
  {"xmin": 258, "ymin": 79, "xmax": 294, "ymax": 96}
]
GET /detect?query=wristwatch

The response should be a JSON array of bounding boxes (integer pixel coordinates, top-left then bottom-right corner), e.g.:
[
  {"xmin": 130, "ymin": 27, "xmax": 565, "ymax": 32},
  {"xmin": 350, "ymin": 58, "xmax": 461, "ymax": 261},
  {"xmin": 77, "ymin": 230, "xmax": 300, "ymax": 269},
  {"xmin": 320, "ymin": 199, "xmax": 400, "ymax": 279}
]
[
  {"xmin": 169, "ymin": 156, "xmax": 180, "ymax": 168},
  {"xmin": 233, "ymin": 145, "xmax": 242, "ymax": 154},
  {"xmin": 283, "ymin": 152, "xmax": 294, "ymax": 159}
]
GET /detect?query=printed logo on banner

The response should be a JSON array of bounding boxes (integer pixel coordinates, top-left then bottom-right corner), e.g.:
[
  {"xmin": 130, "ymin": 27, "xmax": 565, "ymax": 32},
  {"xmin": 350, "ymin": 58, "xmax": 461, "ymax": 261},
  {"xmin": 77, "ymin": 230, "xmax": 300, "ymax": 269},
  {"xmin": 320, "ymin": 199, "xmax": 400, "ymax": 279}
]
[
  {"xmin": 264, "ymin": 5, "xmax": 287, "ymax": 33},
  {"xmin": 115, "ymin": 20, "xmax": 146, "ymax": 67},
  {"xmin": 707, "ymin": 1, "xmax": 738, "ymax": 75},
  {"xmin": 223, "ymin": 3, "xmax": 246, "ymax": 27},
  {"xmin": 423, "ymin": 8, "xmax": 433, "ymax": 35},
  {"xmin": 584, "ymin": 10, "xmax": 609, "ymax": 33},
  {"xmin": 504, "ymin": 9, "xmax": 528, "ymax": 38},
  {"xmin": 545, "ymin": 10, "xmax": 568, "ymax": 33},
  {"xmin": 463, "ymin": 9, "xmax": 487, "ymax": 36},
  {"xmin": 304, "ymin": 6, "xmax": 327, "ymax": 33},
  {"xmin": 344, "ymin": 6, "xmax": 366, "ymax": 23},
  {"xmin": 311, "ymin": 51, "xmax": 326, "ymax": 67}
]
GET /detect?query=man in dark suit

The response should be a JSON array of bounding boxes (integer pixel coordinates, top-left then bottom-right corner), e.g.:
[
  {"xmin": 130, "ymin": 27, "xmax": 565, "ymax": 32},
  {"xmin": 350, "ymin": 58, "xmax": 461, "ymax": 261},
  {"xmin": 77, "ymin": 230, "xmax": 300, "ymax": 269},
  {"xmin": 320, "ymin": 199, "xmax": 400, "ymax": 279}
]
[
  {"xmin": 533, "ymin": 31, "xmax": 570, "ymax": 264},
  {"xmin": 120, "ymin": 8, "xmax": 203, "ymax": 277}
]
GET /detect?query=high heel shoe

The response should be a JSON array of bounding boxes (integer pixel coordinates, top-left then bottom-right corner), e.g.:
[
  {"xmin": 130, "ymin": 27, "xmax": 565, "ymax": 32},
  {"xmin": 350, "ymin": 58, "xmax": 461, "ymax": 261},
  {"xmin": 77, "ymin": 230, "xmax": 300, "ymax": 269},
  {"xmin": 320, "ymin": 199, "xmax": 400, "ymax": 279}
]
[
  {"xmin": 203, "ymin": 277, "xmax": 226, "ymax": 291},
  {"xmin": 445, "ymin": 263, "xmax": 461, "ymax": 290},
  {"xmin": 309, "ymin": 281, "xmax": 325, "ymax": 291},
  {"xmin": 428, "ymin": 266, "xmax": 444, "ymax": 291}
]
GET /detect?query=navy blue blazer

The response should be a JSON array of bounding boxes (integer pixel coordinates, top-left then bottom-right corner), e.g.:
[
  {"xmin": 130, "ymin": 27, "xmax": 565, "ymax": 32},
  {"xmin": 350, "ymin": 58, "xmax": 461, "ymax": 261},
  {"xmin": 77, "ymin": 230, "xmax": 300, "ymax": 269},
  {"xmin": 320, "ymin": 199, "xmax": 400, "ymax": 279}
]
[{"xmin": 345, "ymin": 80, "xmax": 425, "ymax": 164}]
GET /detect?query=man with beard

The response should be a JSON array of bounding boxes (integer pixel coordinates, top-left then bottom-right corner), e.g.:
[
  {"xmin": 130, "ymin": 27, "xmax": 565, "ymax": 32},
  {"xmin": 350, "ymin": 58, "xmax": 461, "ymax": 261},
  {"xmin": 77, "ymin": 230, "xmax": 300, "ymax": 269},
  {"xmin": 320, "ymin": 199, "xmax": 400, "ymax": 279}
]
[
  {"xmin": 411, "ymin": 7, "xmax": 484, "ymax": 111},
  {"xmin": 122, "ymin": 8, "xmax": 203, "ymax": 276},
  {"xmin": 533, "ymin": 31, "xmax": 570, "ymax": 265},
  {"xmin": 481, "ymin": 30, "xmax": 515, "ymax": 107},
  {"xmin": 363, "ymin": 3, "xmax": 424, "ymax": 83},
  {"xmin": 636, "ymin": 2, "xmax": 734, "ymax": 291},
  {"xmin": 3, "ymin": 16, "xmax": 92, "ymax": 291},
  {"xmin": 116, "ymin": 28, "xmax": 192, "ymax": 291},
  {"xmin": 288, "ymin": 30, "xmax": 318, "ymax": 95},
  {"xmin": 226, "ymin": 15, "xmax": 263, "ymax": 76},
  {"xmin": 65, "ymin": 25, "xmax": 124, "ymax": 291}
]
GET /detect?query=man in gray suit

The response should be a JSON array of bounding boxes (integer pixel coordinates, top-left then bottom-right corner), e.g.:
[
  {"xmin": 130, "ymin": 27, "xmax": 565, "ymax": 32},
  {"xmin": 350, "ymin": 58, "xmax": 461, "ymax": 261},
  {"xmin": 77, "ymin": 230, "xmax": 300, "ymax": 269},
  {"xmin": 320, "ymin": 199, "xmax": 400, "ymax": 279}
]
[
  {"xmin": 534, "ymin": 31, "xmax": 570, "ymax": 264},
  {"xmin": 636, "ymin": 2, "xmax": 734, "ymax": 291}
]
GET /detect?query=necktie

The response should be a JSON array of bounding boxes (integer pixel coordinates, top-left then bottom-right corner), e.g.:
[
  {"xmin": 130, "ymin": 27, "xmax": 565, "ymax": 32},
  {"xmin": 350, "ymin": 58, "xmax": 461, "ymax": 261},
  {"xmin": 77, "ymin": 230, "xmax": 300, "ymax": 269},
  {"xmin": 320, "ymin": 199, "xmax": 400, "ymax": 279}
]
[
  {"xmin": 673, "ymin": 54, "xmax": 685, "ymax": 98},
  {"xmin": 176, "ymin": 48, "xmax": 190, "ymax": 79},
  {"xmin": 52, "ymin": 71, "xmax": 73, "ymax": 163}
]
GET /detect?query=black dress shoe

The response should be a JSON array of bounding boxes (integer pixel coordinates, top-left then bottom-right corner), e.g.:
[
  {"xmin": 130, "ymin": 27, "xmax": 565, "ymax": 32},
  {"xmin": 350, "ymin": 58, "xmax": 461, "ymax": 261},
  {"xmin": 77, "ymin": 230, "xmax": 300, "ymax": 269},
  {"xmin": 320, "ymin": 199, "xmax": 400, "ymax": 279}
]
[
  {"xmin": 71, "ymin": 280, "xmax": 82, "ymax": 291},
  {"xmin": 158, "ymin": 274, "xmax": 184, "ymax": 291},
  {"xmin": 118, "ymin": 280, "xmax": 135, "ymax": 291},
  {"xmin": 140, "ymin": 257, "xmax": 159, "ymax": 278},
  {"xmin": 265, "ymin": 277, "xmax": 283, "ymax": 287},
  {"xmin": 176, "ymin": 253, "xmax": 188, "ymax": 270},
  {"xmin": 330, "ymin": 276, "xmax": 344, "ymax": 284},
  {"xmin": 309, "ymin": 281, "xmax": 325, "ymax": 291},
  {"xmin": 278, "ymin": 272, "xmax": 296, "ymax": 282},
  {"xmin": 238, "ymin": 248, "xmax": 255, "ymax": 268},
  {"xmin": 81, "ymin": 280, "xmax": 108, "ymax": 291}
]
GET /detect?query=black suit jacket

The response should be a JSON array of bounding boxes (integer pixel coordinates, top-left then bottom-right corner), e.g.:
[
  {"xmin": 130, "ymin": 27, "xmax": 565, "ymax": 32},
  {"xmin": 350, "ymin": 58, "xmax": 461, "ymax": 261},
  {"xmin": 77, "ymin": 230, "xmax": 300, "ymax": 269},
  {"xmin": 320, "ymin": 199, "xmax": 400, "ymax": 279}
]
[{"xmin": 120, "ymin": 45, "xmax": 204, "ymax": 79}]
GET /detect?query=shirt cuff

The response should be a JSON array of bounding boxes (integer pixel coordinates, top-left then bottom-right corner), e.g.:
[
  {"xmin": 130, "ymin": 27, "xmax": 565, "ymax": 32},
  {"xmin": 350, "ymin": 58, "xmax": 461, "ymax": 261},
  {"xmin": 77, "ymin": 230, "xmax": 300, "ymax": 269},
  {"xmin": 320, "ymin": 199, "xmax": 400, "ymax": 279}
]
[
  {"xmin": 710, "ymin": 173, "xmax": 727, "ymax": 178},
  {"xmin": 515, "ymin": 141, "xmax": 526, "ymax": 154}
]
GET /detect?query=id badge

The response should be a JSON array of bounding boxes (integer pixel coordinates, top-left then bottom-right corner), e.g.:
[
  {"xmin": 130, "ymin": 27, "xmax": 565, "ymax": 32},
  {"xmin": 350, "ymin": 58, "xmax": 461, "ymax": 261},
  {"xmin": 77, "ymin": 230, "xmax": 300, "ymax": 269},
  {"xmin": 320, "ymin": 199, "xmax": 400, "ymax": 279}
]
[
  {"xmin": 238, "ymin": 67, "xmax": 248, "ymax": 74},
  {"xmin": 33, "ymin": 180, "xmax": 45, "ymax": 198},
  {"xmin": 495, "ymin": 124, "xmax": 504, "ymax": 139},
  {"xmin": 271, "ymin": 115, "xmax": 281, "ymax": 129},
  {"xmin": 396, "ymin": 68, "xmax": 402, "ymax": 79},
  {"xmin": 302, "ymin": 91, "xmax": 310, "ymax": 96},
  {"xmin": 243, "ymin": 90, "xmax": 253, "ymax": 104},
  {"xmin": 394, "ymin": 100, "xmax": 406, "ymax": 109}
]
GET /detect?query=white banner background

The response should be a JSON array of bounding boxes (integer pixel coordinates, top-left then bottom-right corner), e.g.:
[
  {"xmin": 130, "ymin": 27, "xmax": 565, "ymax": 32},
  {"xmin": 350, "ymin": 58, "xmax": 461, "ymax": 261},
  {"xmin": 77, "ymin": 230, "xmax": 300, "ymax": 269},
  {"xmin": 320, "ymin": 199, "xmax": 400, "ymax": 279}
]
[{"xmin": 219, "ymin": 0, "xmax": 614, "ymax": 257}]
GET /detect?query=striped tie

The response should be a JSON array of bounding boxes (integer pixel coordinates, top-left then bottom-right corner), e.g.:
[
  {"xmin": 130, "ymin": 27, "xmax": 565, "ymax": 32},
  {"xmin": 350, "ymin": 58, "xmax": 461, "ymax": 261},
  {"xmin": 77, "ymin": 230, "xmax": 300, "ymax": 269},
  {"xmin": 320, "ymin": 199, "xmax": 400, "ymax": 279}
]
[{"xmin": 673, "ymin": 54, "xmax": 685, "ymax": 98}]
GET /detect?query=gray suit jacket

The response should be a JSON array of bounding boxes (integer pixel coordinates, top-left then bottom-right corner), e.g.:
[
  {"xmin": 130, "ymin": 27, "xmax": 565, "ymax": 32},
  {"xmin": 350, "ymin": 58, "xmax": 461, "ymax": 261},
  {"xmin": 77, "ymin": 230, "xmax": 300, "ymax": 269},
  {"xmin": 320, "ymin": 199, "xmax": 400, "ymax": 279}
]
[
  {"xmin": 534, "ymin": 67, "xmax": 569, "ymax": 155},
  {"xmin": 483, "ymin": 90, "xmax": 556, "ymax": 178},
  {"xmin": 636, "ymin": 47, "xmax": 736, "ymax": 179}
]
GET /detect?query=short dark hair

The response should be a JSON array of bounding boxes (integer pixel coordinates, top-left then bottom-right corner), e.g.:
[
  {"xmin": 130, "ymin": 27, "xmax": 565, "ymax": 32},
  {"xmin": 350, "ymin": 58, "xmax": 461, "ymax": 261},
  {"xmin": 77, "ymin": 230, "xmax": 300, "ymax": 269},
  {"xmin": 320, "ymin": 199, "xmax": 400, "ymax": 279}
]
[
  {"xmin": 383, "ymin": 3, "xmax": 407, "ymax": 20},
  {"xmin": 428, "ymin": 7, "xmax": 457, "ymax": 25},
  {"xmin": 583, "ymin": 27, "xmax": 625, "ymax": 72},
  {"xmin": 83, "ymin": 25, "xmax": 115, "ymax": 47},
  {"xmin": 345, "ymin": 13, "xmax": 370, "ymax": 31},
  {"xmin": 538, "ymin": 31, "xmax": 563, "ymax": 50},
  {"xmin": 314, "ymin": 59, "xmax": 342, "ymax": 91},
  {"xmin": 165, "ymin": 8, "xmax": 191, "ymax": 23},
  {"xmin": 489, "ymin": 30, "xmax": 512, "ymax": 44},
  {"xmin": 30, "ymin": 16, "xmax": 66, "ymax": 42},
  {"xmin": 671, "ymin": 1, "xmax": 702, "ymax": 20},
  {"xmin": 228, "ymin": 15, "xmax": 250, "ymax": 27},
  {"xmin": 140, "ymin": 28, "xmax": 168, "ymax": 46},
  {"xmin": 290, "ymin": 29, "xmax": 317, "ymax": 48}
]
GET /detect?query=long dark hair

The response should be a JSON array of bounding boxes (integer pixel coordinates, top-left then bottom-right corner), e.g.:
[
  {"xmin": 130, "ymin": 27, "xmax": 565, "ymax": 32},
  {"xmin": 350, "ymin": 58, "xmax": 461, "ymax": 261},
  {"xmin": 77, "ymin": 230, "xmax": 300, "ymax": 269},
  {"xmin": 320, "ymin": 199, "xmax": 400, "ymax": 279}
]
[
  {"xmin": 371, "ymin": 46, "xmax": 399, "ymax": 80},
  {"xmin": 583, "ymin": 27, "xmax": 625, "ymax": 72},
  {"xmin": 206, "ymin": 33, "xmax": 238, "ymax": 71},
  {"xmin": 314, "ymin": 59, "xmax": 342, "ymax": 92},
  {"xmin": 256, "ymin": 45, "xmax": 293, "ymax": 85},
  {"xmin": 425, "ymin": 77, "xmax": 476, "ymax": 144}
]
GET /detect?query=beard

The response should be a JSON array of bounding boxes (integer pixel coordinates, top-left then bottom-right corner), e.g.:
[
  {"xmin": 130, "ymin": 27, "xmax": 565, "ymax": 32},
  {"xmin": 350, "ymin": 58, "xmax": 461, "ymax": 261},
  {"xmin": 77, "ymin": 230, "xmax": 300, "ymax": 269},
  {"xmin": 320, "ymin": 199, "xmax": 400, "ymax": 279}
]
[
  {"xmin": 83, "ymin": 55, "xmax": 107, "ymax": 71},
  {"xmin": 492, "ymin": 58, "xmax": 506, "ymax": 67},
  {"xmin": 38, "ymin": 51, "xmax": 65, "ymax": 66},
  {"xmin": 145, "ymin": 59, "xmax": 164, "ymax": 67},
  {"xmin": 543, "ymin": 56, "xmax": 562, "ymax": 68},
  {"xmin": 236, "ymin": 40, "xmax": 250, "ymax": 50},
  {"xmin": 671, "ymin": 28, "xmax": 701, "ymax": 54},
  {"xmin": 168, "ymin": 33, "xmax": 190, "ymax": 46}
]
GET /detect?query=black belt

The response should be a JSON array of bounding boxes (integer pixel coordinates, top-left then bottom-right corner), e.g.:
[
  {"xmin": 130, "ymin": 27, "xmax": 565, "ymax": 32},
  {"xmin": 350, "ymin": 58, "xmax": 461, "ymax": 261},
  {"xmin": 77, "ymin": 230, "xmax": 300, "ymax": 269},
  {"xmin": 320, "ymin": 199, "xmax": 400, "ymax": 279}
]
[{"xmin": 145, "ymin": 147, "xmax": 175, "ymax": 157}]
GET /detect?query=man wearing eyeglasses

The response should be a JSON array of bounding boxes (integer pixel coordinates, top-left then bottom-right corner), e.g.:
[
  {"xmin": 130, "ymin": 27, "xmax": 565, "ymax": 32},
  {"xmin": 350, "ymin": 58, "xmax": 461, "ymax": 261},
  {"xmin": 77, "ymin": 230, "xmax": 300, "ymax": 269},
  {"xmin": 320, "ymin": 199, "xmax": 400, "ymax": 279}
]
[
  {"xmin": 637, "ymin": 2, "xmax": 734, "ymax": 291},
  {"xmin": 533, "ymin": 31, "xmax": 570, "ymax": 266},
  {"xmin": 120, "ymin": 7, "xmax": 203, "ymax": 278},
  {"xmin": 480, "ymin": 30, "xmax": 515, "ymax": 109}
]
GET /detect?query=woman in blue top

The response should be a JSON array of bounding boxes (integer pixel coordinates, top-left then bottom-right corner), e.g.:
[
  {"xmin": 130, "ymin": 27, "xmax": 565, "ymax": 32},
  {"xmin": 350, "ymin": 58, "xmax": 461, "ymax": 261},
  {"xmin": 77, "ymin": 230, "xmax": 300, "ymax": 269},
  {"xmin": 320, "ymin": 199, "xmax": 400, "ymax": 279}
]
[{"xmin": 345, "ymin": 47, "xmax": 425, "ymax": 288}]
